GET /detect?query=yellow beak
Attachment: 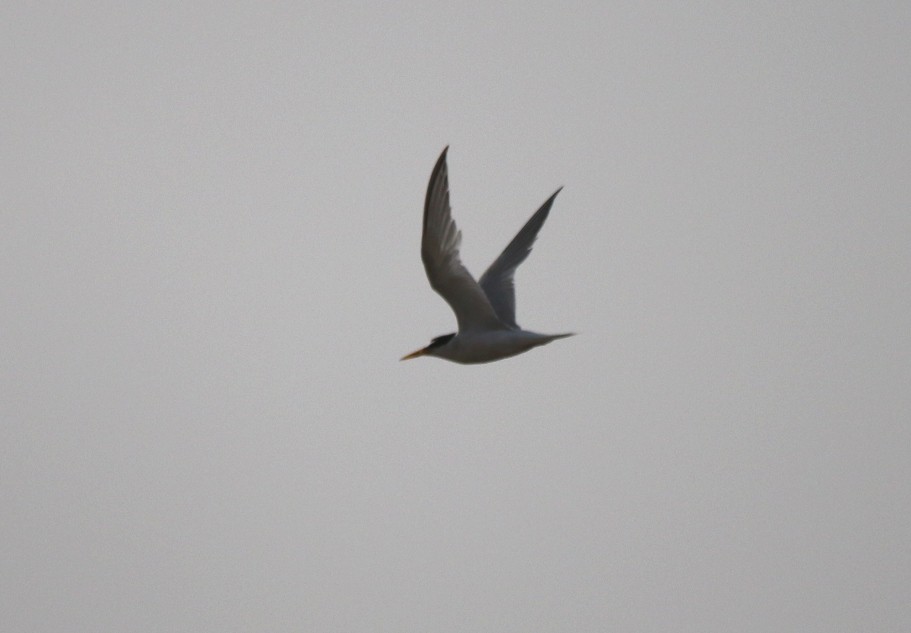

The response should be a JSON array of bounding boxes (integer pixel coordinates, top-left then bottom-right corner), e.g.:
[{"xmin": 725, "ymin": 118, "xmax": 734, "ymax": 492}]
[{"xmin": 400, "ymin": 347, "xmax": 428, "ymax": 361}]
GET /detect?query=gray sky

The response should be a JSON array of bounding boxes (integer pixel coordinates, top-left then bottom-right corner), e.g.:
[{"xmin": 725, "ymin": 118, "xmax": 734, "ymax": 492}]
[{"xmin": 2, "ymin": 3, "xmax": 909, "ymax": 631}]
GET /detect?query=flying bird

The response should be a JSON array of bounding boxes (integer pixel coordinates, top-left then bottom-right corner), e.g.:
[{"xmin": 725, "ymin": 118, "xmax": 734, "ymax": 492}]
[{"xmin": 402, "ymin": 147, "xmax": 574, "ymax": 364}]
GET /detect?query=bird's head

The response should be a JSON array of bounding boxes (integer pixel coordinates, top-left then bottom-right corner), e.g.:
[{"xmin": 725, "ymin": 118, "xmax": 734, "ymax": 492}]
[{"xmin": 400, "ymin": 332, "xmax": 456, "ymax": 361}]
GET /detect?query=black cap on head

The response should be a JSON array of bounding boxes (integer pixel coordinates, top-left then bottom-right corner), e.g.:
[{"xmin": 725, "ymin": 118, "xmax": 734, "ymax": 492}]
[{"xmin": 428, "ymin": 333, "xmax": 455, "ymax": 349}]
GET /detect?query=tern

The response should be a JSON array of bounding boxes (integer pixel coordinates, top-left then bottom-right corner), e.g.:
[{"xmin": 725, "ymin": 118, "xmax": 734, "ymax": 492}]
[{"xmin": 402, "ymin": 147, "xmax": 574, "ymax": 364}]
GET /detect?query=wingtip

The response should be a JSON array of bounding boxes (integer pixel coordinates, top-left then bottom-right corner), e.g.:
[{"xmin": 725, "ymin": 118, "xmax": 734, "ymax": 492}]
[
  {"xmin": 432, "ymin": 146, "xmax": 449, "ymax": 174},
  {"xmin": 429, "ymin": 146, "xmax": 450, "ymax": 185}
]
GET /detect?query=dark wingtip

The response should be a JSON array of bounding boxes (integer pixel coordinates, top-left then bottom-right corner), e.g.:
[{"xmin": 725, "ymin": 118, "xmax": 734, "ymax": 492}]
[
  {"xmin": 535, "ymin": 186, "xmax": 563, "ymax": 216},
  {"xmin": 539, "ymin": 186, "xmax": 563, "ymax": 208},
  {"xmin": 430, "ymin": 146, "xmax": 449, "ymax": 180},
  {"xmin": 424, "ymin": 146, "xmax": 451, "ymax": 231}
]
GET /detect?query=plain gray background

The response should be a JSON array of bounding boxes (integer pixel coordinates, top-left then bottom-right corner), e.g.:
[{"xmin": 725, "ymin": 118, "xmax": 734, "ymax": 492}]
[{"xmin": 3, "ymin": 3, "xmax": 909, "ymax": 631}]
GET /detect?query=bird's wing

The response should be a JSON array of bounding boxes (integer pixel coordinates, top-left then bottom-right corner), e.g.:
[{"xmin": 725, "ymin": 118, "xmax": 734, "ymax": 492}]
[
  {"xmin": 422, "ymin": 147, "xmax": 505, "ymax": 333},
  {"xmin": 478, "ymin": 188, "xmax": 561, "ymax": 329}
]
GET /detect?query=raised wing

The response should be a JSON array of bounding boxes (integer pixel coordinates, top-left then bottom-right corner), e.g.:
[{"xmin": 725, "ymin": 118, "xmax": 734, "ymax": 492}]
[
  {"xmin": 422, "ymin": 147, "xmax": 504, "ymax": 333},
  {"xmin": 478, "ymin": 188, "xmax": 561, "ymax": 329}
]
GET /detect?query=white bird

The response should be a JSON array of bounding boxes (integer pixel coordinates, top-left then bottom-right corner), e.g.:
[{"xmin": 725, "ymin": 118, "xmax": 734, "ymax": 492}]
[{"xmin": 402, "ymin": 147, "xmax": 574, "ymax": 364}]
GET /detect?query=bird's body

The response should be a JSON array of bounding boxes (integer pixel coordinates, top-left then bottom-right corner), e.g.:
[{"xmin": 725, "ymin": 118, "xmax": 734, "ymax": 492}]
[
  {"xmin": 415, "ymin": 329, "xmax": 575, "ymax": 364},
  {"xmin": 402, "ymin": 147, "xmax": 574, "ymax": 364}
]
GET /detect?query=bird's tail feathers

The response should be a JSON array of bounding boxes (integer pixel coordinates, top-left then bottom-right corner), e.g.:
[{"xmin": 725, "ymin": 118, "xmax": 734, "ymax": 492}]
[{"xmin": 545, "ymin": 332, "xmax": 576, "ymax": 342}]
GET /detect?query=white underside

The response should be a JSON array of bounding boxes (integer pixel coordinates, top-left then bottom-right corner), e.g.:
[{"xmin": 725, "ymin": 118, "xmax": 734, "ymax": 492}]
[{"xmin": 432, "ymin": 330, "xmax": 574, "ymax": 364}]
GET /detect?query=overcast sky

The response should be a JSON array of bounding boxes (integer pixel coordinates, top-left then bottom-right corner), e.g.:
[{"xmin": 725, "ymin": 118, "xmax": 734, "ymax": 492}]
[{"xmin": 2, "ymin": 3, "xmax": 910, "ymax": 632}]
